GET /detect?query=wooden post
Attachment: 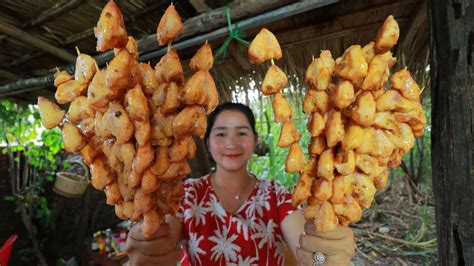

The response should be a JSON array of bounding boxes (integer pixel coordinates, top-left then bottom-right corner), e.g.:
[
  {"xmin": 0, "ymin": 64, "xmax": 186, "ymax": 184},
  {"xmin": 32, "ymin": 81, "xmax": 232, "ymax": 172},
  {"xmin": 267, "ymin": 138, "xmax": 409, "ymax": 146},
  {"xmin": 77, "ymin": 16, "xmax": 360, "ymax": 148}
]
[{"xmin": 428, "ymin": 0, "xmax": 474, "ymax": 264}]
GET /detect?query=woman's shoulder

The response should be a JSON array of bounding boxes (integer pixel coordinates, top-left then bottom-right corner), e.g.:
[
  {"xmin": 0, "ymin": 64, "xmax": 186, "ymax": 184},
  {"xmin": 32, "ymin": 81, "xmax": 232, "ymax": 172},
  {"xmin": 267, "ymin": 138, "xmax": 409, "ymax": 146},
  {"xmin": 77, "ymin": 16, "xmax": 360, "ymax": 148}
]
[
  {"xmin": 255, "ymin": 177, "xmax": 291, "ymax": 195},
  {"xmin": 183, "ymin": 174, "xmax": 211, "ymax": 189}
]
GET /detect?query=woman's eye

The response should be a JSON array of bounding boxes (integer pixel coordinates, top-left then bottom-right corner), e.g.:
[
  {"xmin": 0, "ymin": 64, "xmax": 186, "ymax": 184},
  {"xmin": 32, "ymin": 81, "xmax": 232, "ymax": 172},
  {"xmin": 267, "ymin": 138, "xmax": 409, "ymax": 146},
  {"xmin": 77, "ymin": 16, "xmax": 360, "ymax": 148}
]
[
  {"xmin": 238, "ymin": 132, "xmax": 248, "ymax": 136},
  {"xmin": 215, "ymin": 133, "xmax": 225, "ymax": 137}
]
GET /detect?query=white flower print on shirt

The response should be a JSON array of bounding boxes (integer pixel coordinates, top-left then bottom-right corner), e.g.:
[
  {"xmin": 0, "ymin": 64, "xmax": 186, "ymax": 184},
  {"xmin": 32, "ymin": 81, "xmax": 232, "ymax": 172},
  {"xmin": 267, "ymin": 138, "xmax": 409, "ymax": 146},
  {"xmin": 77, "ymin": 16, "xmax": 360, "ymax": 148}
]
[
  {"xmin": 188, "ymin": 232, "xmax": 206, "ymax": 264},
  {"xmin": 245, "ymin": 192, "xmax": 270, "ymax": 218},
  {"xmin": 207, "ymin": 193, "xmax": 227, "ymax": 223},
  {"xmin": 231, "ymin": 214, "xmax": 254, "ymax": 241},
  {"xmin": 183, "ymin": 187, "xmax": 209, "ymax": 226},
  {"xmin": 254, "ymin": 219, "xmax": 276, "ymax": 249},
  {"xmin": 273, "ymin": 234, "xmax": 285, "ymax": 265},
  {"xmin": 228, "ymin": 255, "xmax": 259, "ymax": 266},
  {"xmin": 209, "ymin": 225, "xmax": 241, "ymax": 263}
]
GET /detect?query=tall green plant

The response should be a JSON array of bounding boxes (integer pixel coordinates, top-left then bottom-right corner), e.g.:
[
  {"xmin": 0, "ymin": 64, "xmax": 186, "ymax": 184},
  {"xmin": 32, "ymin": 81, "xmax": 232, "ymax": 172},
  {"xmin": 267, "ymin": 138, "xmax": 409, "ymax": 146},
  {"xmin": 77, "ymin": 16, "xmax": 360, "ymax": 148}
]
[{"xmin": 0, "ymin": 99, "xmax": 63, "ymax": 265}]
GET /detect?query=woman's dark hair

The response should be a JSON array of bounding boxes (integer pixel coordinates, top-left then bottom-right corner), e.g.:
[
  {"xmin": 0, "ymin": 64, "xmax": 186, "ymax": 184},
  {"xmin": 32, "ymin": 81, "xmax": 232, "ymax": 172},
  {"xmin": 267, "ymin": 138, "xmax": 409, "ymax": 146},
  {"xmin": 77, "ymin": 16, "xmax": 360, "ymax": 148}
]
[{"xmin": 204, "ymin": 102, "xmax": 257, "ymax": 144}]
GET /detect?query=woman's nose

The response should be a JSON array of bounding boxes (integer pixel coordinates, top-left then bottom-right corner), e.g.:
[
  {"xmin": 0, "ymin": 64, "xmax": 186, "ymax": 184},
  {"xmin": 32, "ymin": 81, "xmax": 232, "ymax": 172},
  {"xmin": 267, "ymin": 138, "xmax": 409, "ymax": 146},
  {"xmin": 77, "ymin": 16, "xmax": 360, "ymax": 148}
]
[{"xmin": 224, "ymin": 134, "xmax": 239, "ymax": 148}]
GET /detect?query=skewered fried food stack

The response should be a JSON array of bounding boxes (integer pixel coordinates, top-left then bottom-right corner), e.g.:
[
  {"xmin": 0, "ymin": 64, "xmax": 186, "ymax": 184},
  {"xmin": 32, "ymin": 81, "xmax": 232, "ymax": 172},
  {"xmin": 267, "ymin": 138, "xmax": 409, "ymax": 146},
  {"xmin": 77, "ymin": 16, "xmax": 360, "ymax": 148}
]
[
  {"xmin": 38, "ymin": 1, "xmax": 217, "ymax": 237},
  {"xmin": 248, "ymin": 16, "xmax": 426, "ymax": 232}
]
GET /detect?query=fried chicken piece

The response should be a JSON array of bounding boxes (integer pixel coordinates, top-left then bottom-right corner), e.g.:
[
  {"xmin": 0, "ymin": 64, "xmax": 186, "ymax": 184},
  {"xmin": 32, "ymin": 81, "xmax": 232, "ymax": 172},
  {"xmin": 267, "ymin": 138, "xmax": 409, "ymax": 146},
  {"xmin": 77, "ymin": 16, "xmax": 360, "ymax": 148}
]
[
  {"xmin": 142, "ymin": 209, "xmax": 163, "ymax": 238},
  {"xmin": 169, "ymin": 136, "xmax": 196, "ymax": 162},
  {"xmin": 306, "ymin": 57, "xmax": 331, "ymax": 91},
  {"xmin": 334, "ymin": 150, "xmax": 355, "ymax": 175},
  {"xmin": 373, "ymin": 111, "xmax": 398, "ymax": 131},
  {"xmin": 94, "ymin": 111, "xmax": 112, "ymax": 139},
  {"xmin": 80, "ymin": 144, "xmax": 99, "ymax": 165},
  {"xmin": 150, "ymin": 146, "xmax": 170, "ymax": 176},
  {"xmin": 115, "ymin": 204, "xmax": 127, "ymax": 220},
  {"xmin": 77, "ymin": 118, "xmax": 95, "ymax": 138},
  {"xmin": 303, "ymin": 90, "xmax": 330, "ymax": 114},
  {"xmin": 333, "ymin": 196, "xmax": 362, "ymax": 223},
  {"xmin": 87, "ymin": 69, "xmax": 110, "ymax": 111},
  {"xmin": 361, "ymin": 42, "xmax": 375, "ymax": 64},
  {"xmin": 384, "ymin": 122, "xmax": 414, "ymax": 154},
  {"xmin": 351, "ymin": 91, "xmax": 376, "ymax": 127},
  {"xmin": 124, "ymin": 84, "xmax": 149, "ymax": 121},
  {"xmin": 317, "ymin": 148, "xmax": 335, "ymax": 180},
  {"xmin": 330, "ymin": 176, "xmax": 345, "ymax": 204},
  {"xmin": 173, "ymin": 106, "xmax": 207, "ymax": 138},
  {"xmin": 342, "ymin": 124, "xmax": 365, "ymax": 151},
  {"xmin": 116, "ymin": 142, "xmax": 135, "ymax": 173},
  {"xmin": 360, "ymin": 54, "xmax": 389, "ymax": 91},
  {"xmin": 155, "ymin": 48, "xmax": 184, "ymax": 84},
  {"xmin": 67, "ymin": 96, "xmax": 94, "ymax": 123},
  {"xmin": 394, "ymin": 103, "xmax": 426, "ymax": 137},
  {"xmin": 292, "ymin": 172, "xmax": 313, "ymax": 207},
  {"xmin": 133, "ymin": 119, "xmax": 151, "ymax": 146},
  {"xmin": 118, "ymin": 172, "xmax": 136, "ymax": 201},
  {"xmin": 54, "ymin": 70, "xmax": 73, "ymax": 87},
  {"xmin": 114, "ymin": 36, "xmax": 138, "ymax": 60},
  {"xmin": 304, "ymin": 158, "xmax": 319, "ymax": 177},
  {"xmin": 356, "ymin": 128, "xmax": 394, "ymax": 158},
  {"xmin": 335, "ymin": 45, "xmax": 368, "ymax": 82},
  {"xmin": 373, "ymin": 168, "xmax": 389, "ymax": 189},
  {"xmin": 151, "ymin": 111, "xmax": 173, "ymax": 147},
  {"xmin": 190, "ymin": 41, "xmax": 214, "ymax": 71},
  {"xmin": 130, "ymin": 142, "xmax": 154, "ymax": 187},
  {"xmin": 326, "ymin": 111, "xmax": 344, "ymax": 147},
  {"xmin": 62, "ymin": 122, "xmax": 86, "ymax": 153},
  {"xmin": 151, "ymin": 83, "xmax": 167, "ymax": 107},
  {"xmin": 248, "ymin": 28, "xmax": 282, "ymax": 64},
  {"xmin": 181, "ymin": 71, "xmax": 209, "ymax": 106},
  {"xmin": 101, "ymin": 138, "xmax": 123, "ymax": 174},
  {"xmin": 308, "ymin": 136, "xmax": 327, "ymax": 157},
  {"xmin": 313, "ymin": 201, "xmax": 338, "ymax": 232},
  {"xmin": 106, "ymin": 49, "xmax": 140, "ymax": 96},
  {"xmin": 262, "ymin": 65, "xmax": 288, "ymax": 95},
  {"xmin": 352, "ymin": 172, "xmax": 376, "ymax": 208},
  {"xmin": 106, "ymin": 102, "xmax": 134, "ymax": 145},
  {"xmin": 157, "ymin": 3, "xmax": 183, "ymax": 45},
  {"xmin": 74, "ymin": 48, "xmax": 97, "ymax": 84},
  {"xmin": 105, "ymin": 182, "xmax": 122, "ymax": 205},
  {"xmin": 132, "ymin": 189, "xmax": 155, "ymax": 221},
  {"xmin": 90, "ymin": 156, "xmax": 113, "ymax": 190},
  {"xmin": 285, "ymin": 143, "xmax": 307, "ymax": 173},
  {"xmin": 272, "ymin": 93, "xmax": 294, "ymax": 123},
  {"xmin": 312, "ymin": 178, "xmax": 333, "ymax": 201},
  {"xmin": 354, "ymin": 153, "xmax": 378, "ymax": 176},
  {"xmin": 374, "ymin": 15, "xmax": 400, "ymax": 53},
  {"xmin": 277, "ymin": 121, "xmax": 301, "ymax": 148},
  {"xmin": 307, "ymin": 112, "xmax": 325, "ymax": 137},
  {"xmin": 320, "ymin": 50, "xmax": 335, "ymax": 76},
  {"xmin": 94, "ymin": 0, "xmax": 128, "ymax": 51},
  {"xmin": 390, "ymin": 69, "xmax": 421, "ymax": 101},
  {"xmin": 332, "ymin": 80, "xmax": 355, "ymax": 109},
  {"xmin": 376, "ymin": 89, "xmax": 417, "ymax": 112},
  {"xmin": 140, "ymin": 62, "xmax": 159, "ymax": 96},
  {"xmin": 142, "ymin": 168, "xmax": 160, "ymax": 194},
  {"xmin": 38, "ymin": 96, "xmax": 64, "ymax": 129},
  {"xmin": 55, "ymin": 80, "xmax": 88, "ymax": 104},
  {"xmin": 159, "ymin": 160, "xmax": 191, "ymax": 180}
]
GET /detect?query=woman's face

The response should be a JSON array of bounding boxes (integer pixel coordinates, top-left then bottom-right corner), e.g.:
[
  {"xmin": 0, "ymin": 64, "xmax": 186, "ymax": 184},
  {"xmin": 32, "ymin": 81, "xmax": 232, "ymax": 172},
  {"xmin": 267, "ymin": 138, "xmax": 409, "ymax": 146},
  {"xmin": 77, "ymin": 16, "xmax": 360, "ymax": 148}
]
[{"xmin": 207, "ymin": 110, "xmax": 256, "ymax": 173}]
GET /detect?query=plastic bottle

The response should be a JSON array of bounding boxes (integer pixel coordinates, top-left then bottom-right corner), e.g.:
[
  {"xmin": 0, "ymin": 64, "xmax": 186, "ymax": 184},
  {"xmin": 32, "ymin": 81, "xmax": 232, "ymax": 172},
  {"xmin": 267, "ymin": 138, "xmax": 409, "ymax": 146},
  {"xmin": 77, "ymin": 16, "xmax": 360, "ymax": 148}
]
[
  {"xmin": 91, "ymin": 232, "xmax": 98, "ymax": 252},
  {"xmin": 97, "ymin": 231, "xmax": 106, "ymax": 255},
  {"xmin": 105, "ymin": 228, "xmax": 113, "ymax": 255}
]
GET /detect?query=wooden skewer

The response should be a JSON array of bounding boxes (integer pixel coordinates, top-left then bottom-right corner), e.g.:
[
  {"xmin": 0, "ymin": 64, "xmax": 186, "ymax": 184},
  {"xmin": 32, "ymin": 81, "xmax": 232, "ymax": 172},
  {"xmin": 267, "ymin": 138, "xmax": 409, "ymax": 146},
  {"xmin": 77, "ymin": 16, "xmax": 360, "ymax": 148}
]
[
  {"xmin": 75, "ymin": 46, "xmax": 81, "ymax": 56},
  {"xmin": 167, "ymin": 42, "xmax": 172, "ymax": 52},
  {"xmin": 94, "ymin": 60, "xmax": 99, "ymax": 72},
  {"xmin": 271, "ymin": 59, "xmax": 275, "ymax": 66}
]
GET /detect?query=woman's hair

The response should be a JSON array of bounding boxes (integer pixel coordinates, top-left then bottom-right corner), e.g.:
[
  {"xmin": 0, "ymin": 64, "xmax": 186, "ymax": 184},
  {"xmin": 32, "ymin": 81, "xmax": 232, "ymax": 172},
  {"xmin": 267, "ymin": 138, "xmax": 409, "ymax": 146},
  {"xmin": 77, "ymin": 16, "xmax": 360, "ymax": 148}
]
[{"xmin": 204, "ymin": 102, "xmax": 257, "ymax": 144}]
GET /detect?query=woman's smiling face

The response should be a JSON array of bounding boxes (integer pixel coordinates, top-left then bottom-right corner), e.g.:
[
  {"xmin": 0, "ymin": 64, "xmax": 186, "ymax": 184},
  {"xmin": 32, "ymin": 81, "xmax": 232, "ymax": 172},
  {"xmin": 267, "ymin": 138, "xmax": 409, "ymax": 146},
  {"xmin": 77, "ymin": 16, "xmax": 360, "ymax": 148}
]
[{"xmin": 207, "ymin": 110, "xmax": 257, "ymax": 173}]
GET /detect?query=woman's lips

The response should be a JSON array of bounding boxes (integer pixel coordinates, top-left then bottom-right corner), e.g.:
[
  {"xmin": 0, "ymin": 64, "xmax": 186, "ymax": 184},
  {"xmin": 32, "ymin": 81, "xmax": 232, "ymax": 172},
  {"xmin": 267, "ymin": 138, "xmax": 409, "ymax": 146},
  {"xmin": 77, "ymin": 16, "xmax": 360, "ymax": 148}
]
[{"xmin": 224, "ymin": 154, "xmax": 241, "ymax": 158}]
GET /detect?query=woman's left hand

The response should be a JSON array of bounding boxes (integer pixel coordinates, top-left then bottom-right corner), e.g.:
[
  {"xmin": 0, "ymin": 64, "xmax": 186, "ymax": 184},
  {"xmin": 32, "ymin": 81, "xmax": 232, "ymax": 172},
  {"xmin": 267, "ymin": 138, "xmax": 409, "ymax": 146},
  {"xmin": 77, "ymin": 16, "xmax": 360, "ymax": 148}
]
[{"xmin": 297, "ymin": 222, "xmax": 355, "ymax": 266}]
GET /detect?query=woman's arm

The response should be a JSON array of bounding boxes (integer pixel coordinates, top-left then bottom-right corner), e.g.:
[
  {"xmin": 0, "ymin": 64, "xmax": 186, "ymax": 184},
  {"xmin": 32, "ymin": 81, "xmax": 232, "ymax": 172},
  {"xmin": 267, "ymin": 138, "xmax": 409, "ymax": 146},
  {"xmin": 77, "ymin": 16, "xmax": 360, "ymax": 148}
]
[{"xmin": 281, "ymin": 209, "xmax": 306, "ymax": 259}]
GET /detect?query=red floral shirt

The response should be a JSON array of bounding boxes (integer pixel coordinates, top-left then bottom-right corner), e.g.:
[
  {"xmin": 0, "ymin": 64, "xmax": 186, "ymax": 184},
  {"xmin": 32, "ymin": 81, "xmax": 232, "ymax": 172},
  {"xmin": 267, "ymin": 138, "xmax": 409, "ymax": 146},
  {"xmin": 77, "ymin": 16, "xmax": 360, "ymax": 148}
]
[{"xmin": 176, "ymin": 174, "xmax": 295, "ymax": 266}]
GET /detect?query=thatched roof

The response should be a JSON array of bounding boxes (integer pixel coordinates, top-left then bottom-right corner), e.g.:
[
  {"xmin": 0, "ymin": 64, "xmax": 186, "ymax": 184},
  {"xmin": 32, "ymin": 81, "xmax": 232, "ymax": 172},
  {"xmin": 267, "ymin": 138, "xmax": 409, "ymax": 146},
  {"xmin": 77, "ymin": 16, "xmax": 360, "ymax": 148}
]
[{"xmin": 0, "ymin": 0, "xmax": 428, "ymax": 102}]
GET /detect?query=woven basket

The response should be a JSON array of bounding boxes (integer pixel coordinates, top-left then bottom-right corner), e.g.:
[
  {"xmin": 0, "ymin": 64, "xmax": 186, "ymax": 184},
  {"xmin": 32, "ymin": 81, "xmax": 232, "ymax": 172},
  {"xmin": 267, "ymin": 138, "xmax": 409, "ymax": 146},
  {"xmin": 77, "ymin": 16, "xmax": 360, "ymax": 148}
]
[{"xmin": 53, "ymin": 160, "xmax": 90, "ymax": 198}]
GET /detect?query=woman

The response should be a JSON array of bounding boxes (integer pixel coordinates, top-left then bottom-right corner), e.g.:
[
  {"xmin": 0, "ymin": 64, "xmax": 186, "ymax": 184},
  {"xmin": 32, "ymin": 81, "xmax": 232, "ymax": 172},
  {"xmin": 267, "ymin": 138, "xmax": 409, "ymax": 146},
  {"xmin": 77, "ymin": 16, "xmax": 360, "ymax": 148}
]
[{"xmin": 126, "ymin": 102, "xmax": 355, "ymax": 265}]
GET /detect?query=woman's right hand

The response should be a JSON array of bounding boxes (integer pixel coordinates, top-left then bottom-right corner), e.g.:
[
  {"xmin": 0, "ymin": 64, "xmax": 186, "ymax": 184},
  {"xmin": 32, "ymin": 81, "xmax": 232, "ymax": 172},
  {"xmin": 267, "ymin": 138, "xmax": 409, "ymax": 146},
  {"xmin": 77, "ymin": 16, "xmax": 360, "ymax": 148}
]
[{"xmin": 125, "ymin": 220, "xmax": 181, "ymax": 266}]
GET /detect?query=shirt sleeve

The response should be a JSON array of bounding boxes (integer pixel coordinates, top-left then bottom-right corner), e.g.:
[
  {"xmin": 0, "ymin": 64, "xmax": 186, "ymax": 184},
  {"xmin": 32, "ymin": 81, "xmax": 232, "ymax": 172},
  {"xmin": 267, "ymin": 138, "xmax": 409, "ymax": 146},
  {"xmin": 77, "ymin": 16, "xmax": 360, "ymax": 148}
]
[{"xmin": 273, "ymin": 181, "xmax": 296, "ymax": 222}]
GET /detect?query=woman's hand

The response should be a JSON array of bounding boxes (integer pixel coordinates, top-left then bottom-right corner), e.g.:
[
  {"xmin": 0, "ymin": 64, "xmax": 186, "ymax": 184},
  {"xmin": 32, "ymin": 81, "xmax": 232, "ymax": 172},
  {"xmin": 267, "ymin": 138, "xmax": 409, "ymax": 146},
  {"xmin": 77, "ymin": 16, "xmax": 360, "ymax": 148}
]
[
  {"xmin": 125, "ymin": 220, "xmax": 181, "ymax": 266},
  {"xmin": 297, "ymin": 222, "xmax": 355, "ymax": 266}
]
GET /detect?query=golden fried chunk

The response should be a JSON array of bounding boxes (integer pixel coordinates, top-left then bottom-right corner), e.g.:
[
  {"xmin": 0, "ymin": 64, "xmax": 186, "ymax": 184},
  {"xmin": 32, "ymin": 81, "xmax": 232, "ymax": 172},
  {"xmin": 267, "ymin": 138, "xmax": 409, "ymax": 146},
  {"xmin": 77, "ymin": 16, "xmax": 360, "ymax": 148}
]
[
  {"xmin": 374, "ymin": 15, "xmax": 400, "ymax": 53},
  {"xmin": 80, "ymin": 144, "xmax": 99, "ymax": 165},
  {"xmin": 376, "ymin": 89, "xmax": 417, "ymax": 112},
  {"xmin": 62, "ymin": 122, "xmax": 86, "ymax": 153},
  {"xmin": 190, "ymin": 41, "xmax": 214, "ymax": 71},
  {"xmin": 142, "ymin": 209, "xmax": 163, "ymax": 238},
  {"xmin": 130, "ymin": 142, "xmax": 154, "ymax": 187},
  {"xmin": 106, "ymin": 49, "xmax": 140, "ymax": 96},
  {"xmin": 361, "ymin": 54, "xmax": 389, "ymax": 91},
  {"xmin": 333, "ymin": 196, "xmax": 362, "ymax": 223},
  {"xmin": 90, "ymin": 156, "xmax": 113, "ymax": 190},
  {"xmin": 262, "ymin": 65, "xmax": 288, "ymax": 95},
  {"xmin": 181, "ymin": 71, "xmax": 208, "ymax": 106},
  {"xmin": 342, "ymin": 124, "xmax": 365, "ymax": 151},
  {"xmin": 87, "ymin": 69, "xmax": 110, "ymax": 111},
  {"xmin": 308, "ymin": 136, "xmax": 327, "ymax": 157},
  {"xmin": 106, "ymin": 102, "xmax": 134, "ymax": 145},
  {"xmin": 373, "ymin": 111, "xmax": 398, "ymax": 130},
  {"xmin": 94, "ymin": 0, "xmax": 128, "ymax": 51},
  {"xmin": 77, "ymin": 118, "xmax": 95, "ymax": 138},
  {"xmin": 390, "ymin": 69, "xmax": 421, "ymax": 101},
  {"xmin": 361, "ymin": 42, "xmax": 375, "ymax": 64},
  {"xmin": 306, "ymin": 58, "xmax": 331, "ymax": 91},
  {"xmin": 162, "ymin": 82, "xmax": 181, "ymax": 114},
  {"xmin": 169, "ymin": 136, "xmax": 196, "ymax": 162},
  {"xmin": 118, "ymin": 172, "xmax": 136, "ymax": 202},
  {"xmin": 55, "ymin": 80, "xmax": 88, "ymax": 104},
  {"xmin": 105, "ymin": 182, "xmax": 122, "ymax": 205},
  {"xmin": 313, "ymin": 201, "xmax": 338, "ymax": 232},
  {"xmin": 330, "ymin": 176, "xmax": 345, "ymax": 204},
  {"xmin": 278, "ymin": 121, "xmax": 301, "ymax": 148},
  {"xmin": 272, "ymin": 93, "xmax": 294, "ymax": 123},
  {"xmin": 335, "ymin": 45, "xmax": 368, "ymax": 82},
  {"xmin": 320, "ymin": 50, "xmax": 335, "ymax": 76},
  {"xmin": 205, "ymin": 73, "xmax": 219, "ymax": 114},
  {"xmin": 384, "ymin": 122, "xmax": 414, "ymax": 154},
  {"xmin": 394, "ymin": 104, "xmax": 426, "ymax": 137},
  {"xmin": 67, "ymin": 96, "xmax": 94, "ymax": 123},
  {"xmin": 94, "ymin": 111, "xmax": 112, "ymax": 138},
  {"xmin": 292, "ymin": 172, "xmax": 313, "ymax": 207},
  {"xmin": 317, "ymin": 149, "xmax": 335, "ymax": 180},
  {"xmin": 139, "ymin": 62, "xmax": 159, "ymax": 96},
  {"xmin": 173, "ymin": 106, "xmax": 207, "ymax": 138},
  {"xmin": 54, "ymin": 70, "xmax": 73, "ymax": 87},
  {"xmin": 160, "ymin": 160, "xmax": 191, "ymax": 180},
  {"xmin": 334, "ymin": 150, "xmax": 355, "ymax": 175},
  {"xmin": 312, "ymin": 178, "xmax": 333, "ymax": 201},
  {"xmin": 356, "ymin": 128, "xmax": 394, "ymax": 158},
  {"xmin": 157, "ymin": 3, "xmax": 183, "ymax": 45},
  {"xmin": 125, "ymin": 84, "xmax": 149, "ymax": 121},
  {"xmin": 74, "ymin": 49, "xmax": 97, "ymax": 84},
  {"xmin": 150, "ymin": 146, "xmax": 170, "ymax": 176},
  {"xmin": 118, "ymin": 142, "xmax": 135, "ymax": 172},
  {"xmin": 332, "ymin": 80, "xmax": 355, "ymax": 109},
  {"xmin": 101, "ymin": 138, "xmax": 123, "ymax": 173},
  {"xmin": 307, "ymin": 112, "xmax": 325, "ymax": 137},
  {"xmin": 142, "ymin": 169, "xmax": 160, "ymax": 194},
  {"xmin": 133, "ymin": 119, "xmax": 151, "ymax": 147},
  {"xmin": 248, "ymin": 28, "xmax": 282, "ymax": 64},
  {"xmin": 326, "ymin": 111, "xmax": 344, "ymax": 147},
  {"xmin": 352, "ymin": 172, "xmax": 376, "ymax": 208},
  {"xmin": 114, "ymin": 36, "xmax": 138, "ymax": 60},
  {"xmin": 155, "ymin": 48, "xmax": 184, "ymax": 84},
  {"xmin": 374, "ymin": 168, "xmax": 389, "ymax": 189},
  {"xmin": 152, "ymin": 83, "xmax": 167, "ymax": 107},
  {"xmin": 132, "ymin": 189, "xmax": 154, "ymax": 221},
  {"xmin": 151, "ymin": 112, "xmax": 173, "ymax": 147},
  {"xmin": 38, "ymin": 96, "xmax": 64, "ymax": 129},
  {"xmin": 351, "ymin": 91, "xmax": 376, "ymax": 127},
  {"xmin": 285, "ymin": 143, "xmax": 307, "ymax": 173},
  {"xmin": 354, "ymin": 153, "xmax": 378, "ymax": 176},
  {"xmin": 303, "ymin": 90, "xmax": 330, "ymax": 114}
]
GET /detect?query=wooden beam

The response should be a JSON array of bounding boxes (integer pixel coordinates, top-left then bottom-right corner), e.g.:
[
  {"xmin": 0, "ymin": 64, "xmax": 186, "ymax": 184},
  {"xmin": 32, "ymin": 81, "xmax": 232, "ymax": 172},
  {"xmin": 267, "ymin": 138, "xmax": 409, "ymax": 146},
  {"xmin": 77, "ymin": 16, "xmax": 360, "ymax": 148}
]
[
  {"xmin": 0, "ymin": 20, "xmax": 75, "ymax": 63},
  {"xmin": 0, "ymin": 70, "xmax": 19, "ymax": 80},
  {"xmin": 189, "ymin": 0, "xmax": 212, "ymax": 13},
  {"xmin": 26, "ymin": 0, "xmax": 85, "ymax": 27}
]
